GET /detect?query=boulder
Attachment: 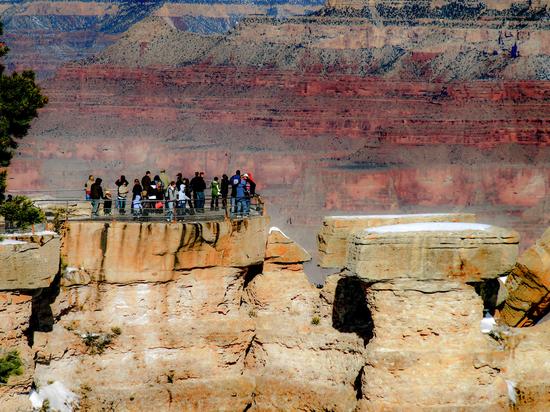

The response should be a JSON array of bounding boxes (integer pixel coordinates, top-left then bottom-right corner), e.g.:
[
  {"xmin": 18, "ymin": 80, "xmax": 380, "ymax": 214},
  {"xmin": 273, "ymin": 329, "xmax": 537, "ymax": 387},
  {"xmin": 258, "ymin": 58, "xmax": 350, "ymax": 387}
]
[
  {"xmin": 0, "ymin": 232, "xmax": 60, "ymax": 290},
  {"xmin": 347, "ymin": 222, "xmax": 519, "ymax": 283},
  {"xmin": 499, "ymin": 227, "xmax": 550, "ymax": 327},
  {"xmin": 318, "ymin": 213, "xmax": 477, "ymax": 269},
  {"xmin": 264, "ymin": 227, "xmax": 311, "ymax": 268}
]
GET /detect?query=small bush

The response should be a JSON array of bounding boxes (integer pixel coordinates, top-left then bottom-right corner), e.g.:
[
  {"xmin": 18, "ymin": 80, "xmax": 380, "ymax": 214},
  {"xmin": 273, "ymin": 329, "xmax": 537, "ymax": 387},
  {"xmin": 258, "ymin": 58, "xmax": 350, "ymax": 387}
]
[
  {"xmin": 81, "ymin": 331, "xmax": 117, "ymax": 355},
  {"xmin": 111, "ymin": 326, "xmax": 121, "ymax": 336},
  {"xmin": 0, "ymin": 195, "xmax": 45, "ymax": 230},
  {"xmin": 311, "ymin": 316, "xmax": 321, "ymax": 326},
  {"xmin": 0, "ymin": 350, "xmax": 23, "ymax": 384},
  {"xmin": 248, "ymin": 309, "xmax": 257, "ymax": 318}
]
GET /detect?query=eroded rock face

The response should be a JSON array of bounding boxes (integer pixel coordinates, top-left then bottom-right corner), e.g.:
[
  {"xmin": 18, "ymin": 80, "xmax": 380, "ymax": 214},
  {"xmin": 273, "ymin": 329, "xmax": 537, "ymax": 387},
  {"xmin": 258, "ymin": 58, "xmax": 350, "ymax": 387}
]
[
  {"xmin": 318, "ymin": 213, "xmax": 477, "ymax": 269},
  {"xmin": 0, "ymin": 292, "xmax": 35, "ymax": 411},
  {"xmin": 63, "ymin": 219, "xmax": 269, "ymax": 283},
  {"xmin": 345, "ymin": 222, "xmax": 517, "ymax": 410},
  {"xmin": 28, "ymin": 219, "xmax": 366, "ymax": 411},
  {"xmin": 0, "ymin": 232, "xmax": 60, "ymax": 290},
  {"xmin": 499, "ymin": 227, "xmax": 550, "ymax": 327}
]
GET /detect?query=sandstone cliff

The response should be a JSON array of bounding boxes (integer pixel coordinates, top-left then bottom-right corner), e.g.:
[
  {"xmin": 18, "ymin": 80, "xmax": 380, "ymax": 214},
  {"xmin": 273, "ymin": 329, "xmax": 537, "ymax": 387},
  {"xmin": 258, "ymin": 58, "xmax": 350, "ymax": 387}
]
[{"xmin": 2, "ymin": 216, "xmax": 550, "ymax": 410}]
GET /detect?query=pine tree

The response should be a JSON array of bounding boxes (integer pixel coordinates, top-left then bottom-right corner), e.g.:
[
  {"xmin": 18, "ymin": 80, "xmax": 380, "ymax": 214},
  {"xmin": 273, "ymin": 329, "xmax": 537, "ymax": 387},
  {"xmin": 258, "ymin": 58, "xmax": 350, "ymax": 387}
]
[{"xmin": 0, "ymin": 22, "xmax": 48, "ymax": 199}]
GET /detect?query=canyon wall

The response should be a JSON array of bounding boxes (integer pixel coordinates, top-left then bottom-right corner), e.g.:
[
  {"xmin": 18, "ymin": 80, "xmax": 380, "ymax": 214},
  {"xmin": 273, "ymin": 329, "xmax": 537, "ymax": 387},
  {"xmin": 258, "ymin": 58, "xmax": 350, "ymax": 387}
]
[
  {"xmin": 1, "ymin": 216, "xmax": 550, "ymax": 410},
  {"xmin": 2, "ymin": 1, "xmax": 548, "ymax": 264}
]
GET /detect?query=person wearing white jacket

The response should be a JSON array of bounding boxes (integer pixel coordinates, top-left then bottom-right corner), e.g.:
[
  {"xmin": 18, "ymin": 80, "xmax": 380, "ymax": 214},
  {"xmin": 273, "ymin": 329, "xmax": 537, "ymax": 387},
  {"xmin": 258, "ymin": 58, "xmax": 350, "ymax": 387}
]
[{"xmin": 177, "ymin": 182, "xmax": 190, "ymax": 217}]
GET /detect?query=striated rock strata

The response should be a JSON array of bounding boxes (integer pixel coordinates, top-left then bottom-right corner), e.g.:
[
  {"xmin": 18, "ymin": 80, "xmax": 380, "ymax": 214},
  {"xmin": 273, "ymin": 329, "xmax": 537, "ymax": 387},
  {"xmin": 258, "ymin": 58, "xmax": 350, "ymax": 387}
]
[
  {"xmin": 346, "ymin": 222, "xmax": 519, "ymax": 410},
  {"xmin": 499, "ymin": 227, "xmax": 550, "ymax": 327}
]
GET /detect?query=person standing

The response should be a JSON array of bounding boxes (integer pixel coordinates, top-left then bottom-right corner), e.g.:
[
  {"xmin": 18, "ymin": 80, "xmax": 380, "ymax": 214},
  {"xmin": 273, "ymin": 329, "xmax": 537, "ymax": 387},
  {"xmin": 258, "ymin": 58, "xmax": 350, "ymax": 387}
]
[
  {"xmin": 229, "ymin": 170, "xmax": 241, "ymax": 214},
  {"xmin": 190, "ymin": 172, "xmax": 200, "ymax": 210},
  {"xmin": 131, "ymin": 179, "xmax": 142, "ymax": 213},
  {"xmin": 115, "ymin": 175, "xmax": 129, "ymax": 188},
  {"xmin": 165, "ymin": 181, "xmax": 177, "ymax": 222},
  {"xmin": 235, "ymin": 174, "xmax": 247, "ymax": 217},
  {"xmin": 141, "ymin": 171, "xmax": 152, "ymax": 191},
  {"xmin": 177, "ymin": 180, "xmax": 190, "ymax": 217},
  {"xmin": 117, "ymin": 181, "xmax": 129, "ymax": 214},
  {"xmin": 90, "ymin": 177, "xmax": 104, "ymax": 217},
  {"xmin": 84, "ymin": 175, "xmax": 95, "ymax": 200},
  {"xmin": 159, "ymin": 169, "xmax": 170, "ymax": 190},
  {"xmin": 221, "ymin": 174, "xmax": 229, "ymax": 210},
  {"xmin": 210, "ymin": 176, "xmax": 220, "ymax": 210}
]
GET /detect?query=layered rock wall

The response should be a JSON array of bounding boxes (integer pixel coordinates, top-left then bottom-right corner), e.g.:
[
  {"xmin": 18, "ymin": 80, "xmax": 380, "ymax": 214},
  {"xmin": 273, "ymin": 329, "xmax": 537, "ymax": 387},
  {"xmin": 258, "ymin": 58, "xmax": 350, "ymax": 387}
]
[
  {"xmin": 346, "ymin": 222, "xmax": 520, "ymax": 409},
  {"xmin": 499, "ymin": 227, "xmax": 550, "ymax": 326}
]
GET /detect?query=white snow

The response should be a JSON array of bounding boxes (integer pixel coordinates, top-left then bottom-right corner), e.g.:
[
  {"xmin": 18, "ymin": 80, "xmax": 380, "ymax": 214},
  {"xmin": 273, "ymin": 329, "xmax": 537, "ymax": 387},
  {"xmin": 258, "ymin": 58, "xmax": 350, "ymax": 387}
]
[
  {"xmin": 366, "ymin": 222, "xmax": 492, "ymax": 234},
  {"xmin": 65, "ymin": 267, "xmax": 78, "ymax": 274},
  {"xmin": 269, "ymin": 226, "xmax": 289, "ymax": 238},
  {"xmin": 480, "ymin": 314, "xmax": 497, "ymax": 334},
  {"xmin": 328, "ymin": 213, "xmax": 463, "ymax": 219},
  {"xmin": 5, "ymin": 230, "xmax": 56, "ymax": 237},
  {"xmin": 29, "ymin": 381, "xmax": 79, "ymax": 412},
  {"xmin": 498, "ymin": 275, "xmax": 508, "ymax": 285},
  {"xmin": 506, "ymin": 380, "xmax": 517, "ymax": 404},
  {"xmin": 0, "ymin": 239, "xmax": 27, "ymax": 245}
]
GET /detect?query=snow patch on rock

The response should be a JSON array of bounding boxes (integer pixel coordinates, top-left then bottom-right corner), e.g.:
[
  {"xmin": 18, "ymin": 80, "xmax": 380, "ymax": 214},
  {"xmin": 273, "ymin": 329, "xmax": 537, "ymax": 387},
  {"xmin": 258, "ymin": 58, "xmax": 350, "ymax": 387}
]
[
  {"xmin": 0, "ymin": 239, "xmax": 27, "ymax": 245},
  {"xmin": 30, "ymin": 381, "xmax": 79, "ymax": 412},
  {"xmin": 480, "ymin": 314, "xmax": 497, "ymax": 334},
  {"xmin": 506, "ymin": 380, "xmax": 517, "ymax": 405},
  {"xmin": 269, "ymin": 226, "xmax": 289, "ymax": 238}
]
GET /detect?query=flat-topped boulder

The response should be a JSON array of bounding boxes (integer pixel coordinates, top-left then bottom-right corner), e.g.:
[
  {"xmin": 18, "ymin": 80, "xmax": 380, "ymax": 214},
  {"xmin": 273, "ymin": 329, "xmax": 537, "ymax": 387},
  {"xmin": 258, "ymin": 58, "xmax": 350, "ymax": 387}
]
[
  {"xmin": 318, "ymin": 213, "xmax": 476, "ymax": 269},
  {"xmin": 347, "ymin": 222, "xmax": 519, "ymax": 283},
  {"xmin": 0, "ymin": 232, "xmax": 60, "ymax": 290}
]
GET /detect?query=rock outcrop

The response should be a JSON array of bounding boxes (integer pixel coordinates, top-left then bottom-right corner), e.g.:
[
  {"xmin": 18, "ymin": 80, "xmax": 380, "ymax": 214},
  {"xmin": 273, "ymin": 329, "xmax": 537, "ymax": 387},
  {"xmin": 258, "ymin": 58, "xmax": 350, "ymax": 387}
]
[
  {"xmin": 3, "ymin": 216, "xmax": 550, "ymax": 410},
  {"xmin": 0, "ymin": 232, "xmax": 60, "ymax": 290},
  {"xmin": 499, "ymin": 227, "xmax": 550, "ymax": 327},
  {"xmin": 62, "ymin": 219, "xmax": 268, "ymax": 284},
  {"xmin": 29, "ymin": 219, "xmax": 365, "ymax": 411},
  {"xmin": 318, "ymin": 213, "xmax": 477, "ymax": 268},
  {"xmin": 346, "ymin": 221, "xmax": 519, "ymax": 410}
]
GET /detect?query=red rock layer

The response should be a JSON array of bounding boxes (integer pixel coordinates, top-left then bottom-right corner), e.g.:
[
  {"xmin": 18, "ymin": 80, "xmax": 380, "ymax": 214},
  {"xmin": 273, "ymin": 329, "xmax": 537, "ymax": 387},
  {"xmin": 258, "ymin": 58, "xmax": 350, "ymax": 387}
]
[{"xmin": 8, "ymin": 64, "xmax": 550, "ymax": 252}]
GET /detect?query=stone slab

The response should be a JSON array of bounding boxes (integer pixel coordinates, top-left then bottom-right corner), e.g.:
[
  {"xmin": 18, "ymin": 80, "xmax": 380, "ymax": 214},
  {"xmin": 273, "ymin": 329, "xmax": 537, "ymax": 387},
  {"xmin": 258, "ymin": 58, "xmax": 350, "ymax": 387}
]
[
  {"xmin": 318, "ymin": 213, "xmax": 477, "ymax": 269},
  {"xmin": 347, "ymin": 222, "xmax": 518, "ymax": 282},
  {"xmin": 0, "ymin": 233, "xmax": 60, "ymax": 290}
]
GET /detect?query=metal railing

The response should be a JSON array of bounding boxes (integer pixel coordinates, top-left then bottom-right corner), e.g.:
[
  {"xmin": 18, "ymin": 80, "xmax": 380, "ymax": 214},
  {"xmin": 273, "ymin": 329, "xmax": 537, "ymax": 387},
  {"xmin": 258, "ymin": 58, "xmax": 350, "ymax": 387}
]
[{"xmin": 30, "ymin": 195, "xmax": 265, "ymax": 223}]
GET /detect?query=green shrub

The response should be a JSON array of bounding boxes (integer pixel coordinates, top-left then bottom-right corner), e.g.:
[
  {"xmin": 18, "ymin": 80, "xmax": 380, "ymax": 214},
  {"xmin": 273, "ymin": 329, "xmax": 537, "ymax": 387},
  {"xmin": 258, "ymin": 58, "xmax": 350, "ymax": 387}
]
[
  {"xmin": 0, "ymin": 350, "xmax": 23, "ymax": 384},
  {"xmin": 0, "ymin": 195, "xmax": 45, "ymax": 230},
  {"xmin": 311, "ymin": 316, "xmax": 321, "ymax": 326}
]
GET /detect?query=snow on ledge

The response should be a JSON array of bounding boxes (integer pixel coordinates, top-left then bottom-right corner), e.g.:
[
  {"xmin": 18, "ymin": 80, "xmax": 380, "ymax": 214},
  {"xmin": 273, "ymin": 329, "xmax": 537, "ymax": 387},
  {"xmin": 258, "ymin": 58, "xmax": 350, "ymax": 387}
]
[
  {"xmin": 5, "ymin": 230, "xmax": 57, "ymax": 237},
  {"xmin": 327, "ymin": 213, "xmax": 466, "ymax": 220},
  {"xmin": 269, "ymin": 226, "xmax": 289, "ymax": 238},
  {"xmin": 0, "ymin": 239, "xmax": 27, "ymax": 245},
  {"xmin": 365, "ymin": 222, "xmax": 492, "ymax": 234},
  {"xmin": 480, "ymin": 314, "xmax": 496, "ymax": 334}
]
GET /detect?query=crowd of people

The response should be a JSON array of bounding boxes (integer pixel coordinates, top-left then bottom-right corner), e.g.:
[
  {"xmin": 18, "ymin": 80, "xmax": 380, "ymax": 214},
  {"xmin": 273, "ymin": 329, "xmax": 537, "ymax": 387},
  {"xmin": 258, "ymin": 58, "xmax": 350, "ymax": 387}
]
[{"xmin": 84, "ymin": 169, "xmax": 257, "ymax": 220}]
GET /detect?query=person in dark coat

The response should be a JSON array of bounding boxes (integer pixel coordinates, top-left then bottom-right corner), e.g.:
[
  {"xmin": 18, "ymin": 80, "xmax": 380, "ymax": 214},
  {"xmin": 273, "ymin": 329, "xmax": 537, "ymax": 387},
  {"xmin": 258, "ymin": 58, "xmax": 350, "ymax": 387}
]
[
  {"xmin": 221, "ymin": 174, "xmax": 229, "ymax": 210},
  {"xmin": 90, "ymin": 177, "xmax": 104, "ymax": 216},
  {"xmin": 115, "ymin": 175, "xmax": 129, "ymax": 188},
  {"xmin": 141, "ymin": 171, "xmax": 152, "ymax": 191},
  {"xmin": 131, "ymin": 179, "xmax": 142, "ymax": 213},
  {"xmin": 189, "ymin": 172, "xmax": 201, "ymax": 210}
]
